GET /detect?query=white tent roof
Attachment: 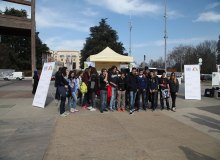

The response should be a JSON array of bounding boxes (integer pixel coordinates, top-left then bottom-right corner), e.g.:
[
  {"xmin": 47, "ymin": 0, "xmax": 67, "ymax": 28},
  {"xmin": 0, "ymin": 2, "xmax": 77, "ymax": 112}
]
[{"xmin": 87, "ymin": 47, "xmax": 133, "ymax": 62}]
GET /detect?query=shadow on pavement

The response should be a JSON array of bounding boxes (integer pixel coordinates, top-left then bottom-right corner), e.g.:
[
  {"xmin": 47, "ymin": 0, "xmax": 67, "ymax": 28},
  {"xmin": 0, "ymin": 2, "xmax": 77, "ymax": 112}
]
[
  {"xmin": 183, "ymin": 113, "xmax": 220, "ymax": 131},
  {"xmin": 198, "ymin": 106, "xmax": 220, "ymax": 116},
  {"xmin": 179, "ymin": 146, "xmax": 216, "ymax": 160}
]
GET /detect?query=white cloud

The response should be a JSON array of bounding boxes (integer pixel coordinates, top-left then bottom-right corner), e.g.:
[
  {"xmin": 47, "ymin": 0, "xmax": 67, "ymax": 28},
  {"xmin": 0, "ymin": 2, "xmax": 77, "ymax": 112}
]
[
  {"xmin": 206, "ymin": 2, "xmax": 220, "ymax": 10},
  {"xmin": 86, "ymin": 0, "xmax": 161, "ymax": 15},
  {"xmin": 133, "ymin": 37, "xmax": 207, "ymax": 48},
  {"xmin": 81, "ymin": 8, "xmax": 99, "ymax": 17},
  {"xmin": 36, "ymin": 7, "xmax": 92, "ymax": 32},
  {"xmin": 45, "ymin": 37, "xmax": 84, "ymax": 51},
  {"xmin": 167, "ymin": 10, "xmax": 185, "ymax": 19},
  {"xmin": 194, "ymin": 11, "xmax": 220, "ymax": 23}
]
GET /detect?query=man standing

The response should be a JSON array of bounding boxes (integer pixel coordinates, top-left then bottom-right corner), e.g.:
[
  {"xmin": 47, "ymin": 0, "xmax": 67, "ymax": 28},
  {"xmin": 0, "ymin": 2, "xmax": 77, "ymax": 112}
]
[{"xmin": 127, "ymin": 68, "xmax": 139, "ymax": 114}]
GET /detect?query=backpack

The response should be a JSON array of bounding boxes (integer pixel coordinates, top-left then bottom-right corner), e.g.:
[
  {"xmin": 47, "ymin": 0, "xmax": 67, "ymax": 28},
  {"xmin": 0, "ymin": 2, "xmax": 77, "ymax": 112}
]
[{"xmin": 80, "ymin": 82, "xmax": 88, "ymax": 94}]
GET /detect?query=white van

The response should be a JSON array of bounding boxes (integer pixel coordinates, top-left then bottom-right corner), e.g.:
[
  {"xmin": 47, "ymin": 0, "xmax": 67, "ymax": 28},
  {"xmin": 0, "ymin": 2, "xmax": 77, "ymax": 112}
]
[{"xmin": 3, "ymin": 72, "xmax": 24, "ymax": 80}]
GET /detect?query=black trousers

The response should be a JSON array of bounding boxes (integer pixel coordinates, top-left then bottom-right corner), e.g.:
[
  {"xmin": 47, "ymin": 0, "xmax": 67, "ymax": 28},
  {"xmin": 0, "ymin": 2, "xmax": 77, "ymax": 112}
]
[
  {"xmin": 60, "ymin": 96, "xmax": 66, "ymax": 114},
  {"xmin": 170, "ymin": 92, "xmax": 177, "ymax": 108},
  {"xmin": 151, "ymin": 91, "xmax": 157, "ymax": 110}
]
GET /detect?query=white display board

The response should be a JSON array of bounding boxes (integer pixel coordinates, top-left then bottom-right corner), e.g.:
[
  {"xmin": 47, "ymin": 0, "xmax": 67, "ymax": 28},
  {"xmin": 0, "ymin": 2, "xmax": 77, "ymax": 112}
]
[
  {"xmin": 32, "ymin": 62, "xmax": 55, "ymax": 108},
  {"xmin": 212, "ymin": 72, "xmax": 220, "ymax": 86},
  {"xmin": 84, "ymin": 61, "xmax": 95, "ymax": 68},
  {"xmin": 184, "ymin": 65, "xmax": 201, "ymax": 100}
]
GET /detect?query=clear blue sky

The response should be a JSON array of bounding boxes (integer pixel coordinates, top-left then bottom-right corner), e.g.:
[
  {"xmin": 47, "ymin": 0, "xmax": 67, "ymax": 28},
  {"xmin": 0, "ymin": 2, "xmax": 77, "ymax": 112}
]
[{"xmin": 1, "ymin": 0, "xmax": 220, "ymax": 64}]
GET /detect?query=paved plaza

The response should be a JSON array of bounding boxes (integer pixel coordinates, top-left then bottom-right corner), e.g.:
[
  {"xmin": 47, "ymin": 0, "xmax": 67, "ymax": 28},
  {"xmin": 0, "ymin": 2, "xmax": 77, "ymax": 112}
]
[{"xmin": 0, "ymin": 80, "xmax": 219, "ymax": 160}]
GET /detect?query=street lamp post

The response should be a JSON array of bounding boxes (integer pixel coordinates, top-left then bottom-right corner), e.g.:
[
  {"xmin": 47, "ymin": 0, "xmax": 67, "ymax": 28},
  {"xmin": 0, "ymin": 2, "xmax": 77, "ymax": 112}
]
[{"xmin": 164, "ymin": 0, "xmax": 167, "ymax": 72}]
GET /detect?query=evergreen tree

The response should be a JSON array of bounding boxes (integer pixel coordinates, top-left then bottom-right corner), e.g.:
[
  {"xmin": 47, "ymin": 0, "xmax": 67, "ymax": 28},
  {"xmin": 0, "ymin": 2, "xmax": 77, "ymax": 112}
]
[{"xmin": 80, "ymin": 18, "xmax": 125, "ymax": 68}]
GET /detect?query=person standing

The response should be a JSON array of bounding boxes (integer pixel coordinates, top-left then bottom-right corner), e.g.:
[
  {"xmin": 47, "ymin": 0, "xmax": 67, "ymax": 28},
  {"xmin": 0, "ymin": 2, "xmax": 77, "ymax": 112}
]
[
  {"xmin": 159, "ymin": 72, "xmax": 170, "ymax": 110},
  {"xmin": 88, "ymin": 67, "xmax": 99, "ymax": 111},
  {"xmin": 127, "ymin": 68, "xmax": 139, "ymax": 114},
  {"xmin": 169, "ymin": 72, "xmax": 179, "ymax": 112},
  {"xmin": 117, "ymin": 72, "xmax": 126, "ymax": 112},
  {"xmin": 137, "ymin": 70, "xmax": 148, "ymax": 111},
  {"xmin": 57, "ymin": 67, "xmax": 69, "ymax": 117},
  {"xmin": 149, "ymin": 72, "xmax": 159, "ymax": 111},
  {"xmin": 154, "ymin": 71, "xmax": 159, "ymax": 107},
  {"xmin": 109, "ymin": 66, "xmax": 118, "ymax": 111},
  {"xmin": 67, "ymin": 70, "xmax": 79, "ymax": 113},
  {"xmin": 32, "ymin": 69, "xmax": 39, "ymax": 95},
  {"xmin": 99, "ymin": 68, "xmax": 109, "ymax": 113}
]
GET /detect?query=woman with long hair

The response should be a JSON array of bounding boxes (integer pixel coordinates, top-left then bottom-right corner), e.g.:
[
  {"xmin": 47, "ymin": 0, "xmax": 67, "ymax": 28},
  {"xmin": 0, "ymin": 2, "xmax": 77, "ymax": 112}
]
[
  {"xmin": 67, "ymin": 70, "xmax": 79, "ymax": 113},
  {"xmin": 169, "ymin": 72, "xmax": 179, "ymax": 112},
  {"xmin": 57, "ymin": 67, "xmax": 69, "ymax": 117}
]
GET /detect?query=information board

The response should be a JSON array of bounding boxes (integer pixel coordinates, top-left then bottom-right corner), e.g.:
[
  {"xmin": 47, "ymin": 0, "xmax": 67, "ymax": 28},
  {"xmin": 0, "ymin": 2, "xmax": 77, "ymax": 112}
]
[
  {"xmin": 32, "ymin": 62, "xmax": 55, "ymax": 108},
  {"xmin": 184, "ymin": 65, "xmax": 201, "ymax": 100}
]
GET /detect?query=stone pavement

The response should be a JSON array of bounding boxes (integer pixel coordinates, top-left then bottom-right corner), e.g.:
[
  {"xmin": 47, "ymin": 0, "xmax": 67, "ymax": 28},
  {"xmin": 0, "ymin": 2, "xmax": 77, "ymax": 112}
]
[
  {"xmin": 0, "ymin": 80, "xmax": 220, "ymax": 160},
  {"xmin": 43, "ymin": 109, "xmax": 220, "ymax": 160}
]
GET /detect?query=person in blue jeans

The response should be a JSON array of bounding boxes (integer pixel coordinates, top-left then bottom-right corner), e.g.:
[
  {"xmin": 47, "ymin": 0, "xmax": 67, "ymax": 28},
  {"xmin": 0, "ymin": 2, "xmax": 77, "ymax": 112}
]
[
  {"xmin": 108, "ymin": 66, "xmax": 118, "ymax": 111},
  {"xmin": 149, "ymin": 72, "xmax": 159, "ymax": 111},
  {"xmin": 99, "ymin": 68, "xmax": 109, "ymax": 113},
  {"xmin": 137, "ymin": 70, "xmax": 149, "ymax": 111},
  {"xmin": 67, "ymin": 70, "xmax": 79, "ymax": 113},
  {"xmin": 127, "ymin": 68, "xmax": 139, "ymax": 114}
]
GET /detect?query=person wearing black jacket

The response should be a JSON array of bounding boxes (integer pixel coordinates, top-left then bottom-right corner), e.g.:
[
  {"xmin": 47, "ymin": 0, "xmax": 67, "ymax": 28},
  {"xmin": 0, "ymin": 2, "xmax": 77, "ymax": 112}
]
[
  {"xmin": 54, "ymin": 67, "xmax": 62, "ymax": 101},
  {"xmin": 108, "ymin": 66, "xmax": 118, "ymax": 111},
  {"xmin": 99, "ymin": 68, "xmax": 109, "ymax": 113},
  {"xmin": 159, "ymin": 72, "xmax": 170, "ymax": 110},
  {"xmin": 57, "ymin": 67, "xmax": 69, "ymax": 117},
  {"xmin": 127, "ymin": 68, "xmax": 139, "ymax": 114},
  {"xmin": 149, "ymin": 71, "xmax": 159, "ymax": 111},
  {"xmin": 137, "ymin": 70, "xmax": 148, "ymax": 111},
  {"xmin": 117, "ymin": 72, "xmax": 126, "ymax": 112},
  {"xmin": 169, "ymin": 72, "xmax": 179, "ymax": 112},
  {"xmin": 88, "ymin": 67, "xmax": 99, "ymax": 111}
]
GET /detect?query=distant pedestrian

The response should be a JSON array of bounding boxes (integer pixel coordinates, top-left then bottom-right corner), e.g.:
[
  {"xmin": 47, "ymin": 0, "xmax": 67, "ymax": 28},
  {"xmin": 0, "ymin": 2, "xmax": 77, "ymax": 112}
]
[
  {"xmin": 169, "ymin": 72, "xmax": 179, "ymax": 112},
  {"xmin": 32, "ymin": 69, "xmax": 39, "ymax": 95}
]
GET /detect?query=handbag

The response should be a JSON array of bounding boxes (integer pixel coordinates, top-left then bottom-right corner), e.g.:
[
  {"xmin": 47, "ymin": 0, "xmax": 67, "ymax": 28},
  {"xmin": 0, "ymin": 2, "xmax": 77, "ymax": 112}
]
[{"xmin": 161, "ymin": 89, "xmax": 169, "ymax": 99}]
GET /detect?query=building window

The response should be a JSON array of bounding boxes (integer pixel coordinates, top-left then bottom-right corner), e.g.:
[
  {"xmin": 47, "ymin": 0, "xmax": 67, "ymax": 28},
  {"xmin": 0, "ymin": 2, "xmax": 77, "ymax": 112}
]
[{"xmin": 61, "ymin": 59, "xmax": 63, "ymax": 61}]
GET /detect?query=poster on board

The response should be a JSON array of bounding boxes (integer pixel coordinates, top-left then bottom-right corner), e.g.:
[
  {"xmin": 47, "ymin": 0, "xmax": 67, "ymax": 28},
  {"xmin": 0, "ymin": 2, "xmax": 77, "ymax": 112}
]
[
  {"xmin": 32, "ymin": 62, "xmax": 55, "ymax": 108},
  {"xmin": 84, "ymin": 61, "xmax": 95, "ymax": 68},
  {"xmin": 212, "ymin": 72, "xmax": 220, "ymax": 86},
  {"xmin": 184, "ymin": 65, "xmax": 201, "ymax": 100}
]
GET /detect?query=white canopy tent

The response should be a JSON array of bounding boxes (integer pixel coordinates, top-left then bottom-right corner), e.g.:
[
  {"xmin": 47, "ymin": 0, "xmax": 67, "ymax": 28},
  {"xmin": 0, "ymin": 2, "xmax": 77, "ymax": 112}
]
[{"xmin": 86, "ymin": 46, "xmax": 133, "ymax": 70}]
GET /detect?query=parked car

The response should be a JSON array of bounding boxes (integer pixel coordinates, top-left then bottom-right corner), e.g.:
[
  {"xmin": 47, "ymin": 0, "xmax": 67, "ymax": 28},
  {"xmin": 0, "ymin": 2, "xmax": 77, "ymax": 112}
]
[{"xmin": 3, "ymin": 72, "xmax": 24, "ymax": 80}]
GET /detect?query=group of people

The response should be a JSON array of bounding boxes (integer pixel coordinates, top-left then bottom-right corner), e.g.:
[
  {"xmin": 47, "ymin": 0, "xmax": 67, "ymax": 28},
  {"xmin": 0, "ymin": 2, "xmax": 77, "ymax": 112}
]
[{"xmin": 54, "ymin": 66, "xmax": 179, "ymax": 117}]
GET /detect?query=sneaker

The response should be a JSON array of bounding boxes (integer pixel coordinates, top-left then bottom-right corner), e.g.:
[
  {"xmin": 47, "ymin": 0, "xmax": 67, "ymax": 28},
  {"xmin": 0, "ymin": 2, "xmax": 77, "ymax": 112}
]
[
  {"xmin": 129, "ymin": 110, "xmax": 134, "ymax": 114},
  {"xmin": 87, "ymin": 106, "xmax": 93, "ymax": 110},
  {"xmin": 60, "ymin": 113, "xmax": 67, "ymax": 117},
  {"xmin": 64, "ymin": 111, "xmax": 70, "ymax": 115},
  {"xmin": 117, "ymin": 108, "xmax": 121, "ymax": 112},
  {"xmin": 103, "ymin": 108, "xmax": 108, "ymax": 112},
  {"xmin": 172, "ymin": 107, "xmax": 176, "ymax": 112},
  {"xmin": 70, "ymin": 108, "xmax": 75, "ymax": 113},
  {"xmin": 74, "ymin": 109, "xmax": 79, "ymax": 112},
  {"xmin": 121, "ymin": 108, "xmax": 125, "ymax": 112},
  {"xmin": 90, "ymin": 108, "xmax": 96, "ymax": 111}
]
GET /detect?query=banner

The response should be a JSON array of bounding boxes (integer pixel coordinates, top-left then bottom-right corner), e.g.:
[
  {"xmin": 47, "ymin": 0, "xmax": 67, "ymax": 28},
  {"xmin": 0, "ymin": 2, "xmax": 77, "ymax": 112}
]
[
  {"xmin": 184, "ymin": 65, "xmax": 201, "ymax": 100},
  {"xmin": 212, "ymin": 72, "xmax": 220, "ymax": 86},
  {"xmin": 217, "ymin": 65, "xmax": 220, "ymax": 73},
  {"xmin": 32, "ymin": 62, "xmax": 55, "ymax": 108}
]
